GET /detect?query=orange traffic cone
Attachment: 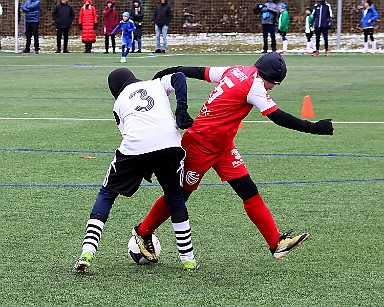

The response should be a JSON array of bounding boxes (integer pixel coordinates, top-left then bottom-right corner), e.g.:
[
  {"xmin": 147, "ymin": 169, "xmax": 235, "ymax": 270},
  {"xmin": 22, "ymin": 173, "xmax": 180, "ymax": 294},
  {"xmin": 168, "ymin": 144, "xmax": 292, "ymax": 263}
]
[
  {"xmin": 239, "ymin": 121, "xmax": 244, "ymax": 129},
  {"xmin": 301, "ymin": 95, "xmax": 315, "ymax": 118}
]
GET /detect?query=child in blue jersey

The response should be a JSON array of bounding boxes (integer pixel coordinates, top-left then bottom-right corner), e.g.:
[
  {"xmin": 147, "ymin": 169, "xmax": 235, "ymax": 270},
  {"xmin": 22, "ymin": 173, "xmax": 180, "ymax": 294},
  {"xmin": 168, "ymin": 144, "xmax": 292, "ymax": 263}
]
[
  {"xmin": 111, "ymin": 12, "xmax": 136, "ymax": 63},
  {"xmin": 361, "ymin": 0, "xmax": 379, "ymax": 53}
]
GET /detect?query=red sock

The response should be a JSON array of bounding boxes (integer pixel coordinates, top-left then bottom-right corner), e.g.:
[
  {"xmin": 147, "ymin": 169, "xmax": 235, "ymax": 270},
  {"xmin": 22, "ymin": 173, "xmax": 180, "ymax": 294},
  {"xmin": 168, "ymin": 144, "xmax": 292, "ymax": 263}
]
[
  {"xmin": 138, "ymin": 195, "xmax": 171, "ymax": 236},
  {"xmin": 243, "ymin": 193, "xmax": 280, "ymax": 249}
]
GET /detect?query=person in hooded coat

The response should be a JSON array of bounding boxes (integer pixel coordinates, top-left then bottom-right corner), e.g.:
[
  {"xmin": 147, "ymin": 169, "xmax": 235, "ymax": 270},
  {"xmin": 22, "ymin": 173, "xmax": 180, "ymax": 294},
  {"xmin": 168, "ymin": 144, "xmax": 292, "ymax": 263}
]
[
  {"xmin": 22, "ymin": 0, "xmax": 40, "ymax": 53},
  {"xmin": 103, "ymin": 0, "xmax": 119, "ymax": 54},
  {"xmin": 78, "ymin": 0, "xmax": 98, "ymax": 53}
]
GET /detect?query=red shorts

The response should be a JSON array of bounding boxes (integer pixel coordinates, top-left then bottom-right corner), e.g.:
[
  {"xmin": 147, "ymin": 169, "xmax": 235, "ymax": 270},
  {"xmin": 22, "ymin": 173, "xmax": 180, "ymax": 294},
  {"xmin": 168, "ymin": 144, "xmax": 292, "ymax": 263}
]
[{"xmin": 181, "ymin": 132, "xmax": 249, "ymax": 191}]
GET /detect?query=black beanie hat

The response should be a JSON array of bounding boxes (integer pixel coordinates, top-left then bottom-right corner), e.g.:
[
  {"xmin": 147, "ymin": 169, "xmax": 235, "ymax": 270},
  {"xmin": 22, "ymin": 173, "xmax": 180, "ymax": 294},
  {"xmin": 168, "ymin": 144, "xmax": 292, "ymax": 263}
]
[
  {"xmin": 108, "ymin": 68, "xmax": 141, "ymax": 99},
  {"xmin": 254, "ymin": 52, "xmax": 287, "ymax": 84}
]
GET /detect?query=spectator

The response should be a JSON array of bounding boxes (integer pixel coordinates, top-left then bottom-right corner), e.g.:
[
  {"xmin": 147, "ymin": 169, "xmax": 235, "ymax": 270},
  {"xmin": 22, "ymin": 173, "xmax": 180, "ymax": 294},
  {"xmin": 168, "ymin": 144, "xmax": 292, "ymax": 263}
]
[
  {"xmin": 312, "ymin": 0, "xmax": 333, "ymax": 57},
  {"xmin": 103, "ymin": 0, "xmax": 119, "ymax": 54},
  {"xmin": 260, "ymin": 0, "xmax": 279, "ymax": 53},
  {"xmin": 304, "ymin": 7, "xmax": 315, "ymax": 54},
  {"xmin": 111, "ymin": 12, "xmax": 136, "ymax": 63},
  {"xmin": 22, "ymin": 0, "xmax": 40, "ymax": 54},
  {"xmin": 361, "ymin": 0, "xmax": 379, "ymax": 53},
  {"xmin": 130, "ymin": 0, "xmax": 144, "ymax": 53},
  {"xmin": 52, "ymin": 0, "xmax": 75, "ymax": 53},
  {"xmin": 153, "ymin": 0, "xmax": 172, "ymax": 53},
  {"xmin": 277, "ymin": 2, "xmax": 289, "ymax": 54},
  {"xmin": 79, "ymin": 0, "xmax": 98, "ymax": 53}
]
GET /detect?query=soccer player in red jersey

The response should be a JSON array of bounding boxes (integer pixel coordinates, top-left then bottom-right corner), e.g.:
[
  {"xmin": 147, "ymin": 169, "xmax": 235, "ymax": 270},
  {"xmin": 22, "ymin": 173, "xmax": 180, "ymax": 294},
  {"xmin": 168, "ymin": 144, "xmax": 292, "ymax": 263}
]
[{"xmin": 136, "ymin": 52, "xmax": 334, "ymax": 262}]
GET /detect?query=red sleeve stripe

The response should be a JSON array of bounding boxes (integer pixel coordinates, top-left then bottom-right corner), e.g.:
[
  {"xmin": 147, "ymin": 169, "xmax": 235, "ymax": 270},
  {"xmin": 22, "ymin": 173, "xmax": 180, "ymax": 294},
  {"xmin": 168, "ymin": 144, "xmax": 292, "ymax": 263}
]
[
  {"xmin": 205, "ymin": 67, "xmax": 211, "ymax": 82},
  {"xmin": 261, "ymin": 105, "xmax": 279, "ymax": 116}
]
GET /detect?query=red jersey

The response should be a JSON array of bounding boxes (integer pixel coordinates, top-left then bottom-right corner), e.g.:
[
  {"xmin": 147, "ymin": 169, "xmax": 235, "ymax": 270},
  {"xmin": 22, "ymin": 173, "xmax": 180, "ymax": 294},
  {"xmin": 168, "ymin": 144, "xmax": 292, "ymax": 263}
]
[{"xmin": 186, "ymin": 65, "xmax": 279, "ymax": 152}]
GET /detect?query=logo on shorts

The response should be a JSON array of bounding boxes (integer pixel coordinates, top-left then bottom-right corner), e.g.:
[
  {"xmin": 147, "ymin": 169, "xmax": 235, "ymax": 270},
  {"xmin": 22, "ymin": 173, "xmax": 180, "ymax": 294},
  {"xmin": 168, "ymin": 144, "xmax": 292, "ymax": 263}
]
[
  {"xmin": 185, "ymin": 171, "xmax": 200, "ymax": 186},
  {"xmin": 231, "ymin": 149, "xmax": 244, "ymax": 168}
]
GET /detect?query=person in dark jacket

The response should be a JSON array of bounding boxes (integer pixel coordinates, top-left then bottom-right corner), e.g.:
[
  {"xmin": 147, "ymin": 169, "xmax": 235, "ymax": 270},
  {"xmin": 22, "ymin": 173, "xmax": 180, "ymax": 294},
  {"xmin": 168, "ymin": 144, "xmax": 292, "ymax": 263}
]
[
  {"xmin": 312, "ymin": 0, "xmax": 333, "ymax": 56},
  {"xmin": 103, "ymin": 0, "xmax": 119, "ymax": 54},
  {"xmin": 52, "ymin": 0, "xmax": 75, "ymax": 53},
  {"xmin": 130, "ymin": 0, "xmax": 144, "ymax": 53},
  {"xmin": 361, "ymin": 0, "xmax": 379, "ymax": 52},
  {"xmin": 22, "ymin": 0, "xmax": 40, "ymax": 53},
  {"xmin": 153, "ymin": 0, "xmax": 172, "ymax": 53},
  {"xmin": 255, "ymin": 0, "xmax": 279, "ymax": 53}
]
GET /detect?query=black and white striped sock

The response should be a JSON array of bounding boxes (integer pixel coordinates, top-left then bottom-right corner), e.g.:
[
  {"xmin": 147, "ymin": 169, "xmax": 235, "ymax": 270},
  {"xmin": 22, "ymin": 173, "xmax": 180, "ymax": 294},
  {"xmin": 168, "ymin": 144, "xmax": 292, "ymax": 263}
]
[
  {"xmin": 173, "ymin": 220, "xmax": 194, "ymax": 262},
  {"xmin": 82, "ymin": 218, "xmax": 105, "ymax": 255}
]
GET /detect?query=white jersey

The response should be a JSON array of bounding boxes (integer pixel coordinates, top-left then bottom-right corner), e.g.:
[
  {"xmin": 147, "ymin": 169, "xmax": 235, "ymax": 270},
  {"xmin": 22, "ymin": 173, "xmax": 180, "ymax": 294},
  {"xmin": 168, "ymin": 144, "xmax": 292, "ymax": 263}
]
[{"xmin": 113, "ymin": 75, "xmax": 181, "ymax": 155}]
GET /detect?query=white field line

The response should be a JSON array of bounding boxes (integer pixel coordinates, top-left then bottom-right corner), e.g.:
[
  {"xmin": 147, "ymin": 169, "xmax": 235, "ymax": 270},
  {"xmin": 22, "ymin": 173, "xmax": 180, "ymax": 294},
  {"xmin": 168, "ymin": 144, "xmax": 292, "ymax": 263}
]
[{"xmin": 0, "ymin": 118, "xmax": 382, "ymax": 124}]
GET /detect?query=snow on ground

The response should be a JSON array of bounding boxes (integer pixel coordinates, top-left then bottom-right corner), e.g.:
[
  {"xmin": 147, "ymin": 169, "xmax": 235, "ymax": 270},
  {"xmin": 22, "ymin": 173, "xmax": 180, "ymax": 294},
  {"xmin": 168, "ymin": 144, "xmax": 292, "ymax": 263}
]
[{"xmin": 0, "ymin": 32, "xmax": 383, "ymax": 53}]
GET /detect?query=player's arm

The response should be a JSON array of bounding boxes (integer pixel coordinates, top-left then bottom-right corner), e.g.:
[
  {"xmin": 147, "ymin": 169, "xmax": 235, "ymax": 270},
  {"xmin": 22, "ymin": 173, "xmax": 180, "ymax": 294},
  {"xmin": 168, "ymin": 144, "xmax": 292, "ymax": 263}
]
[
  {"xmin": 161, "ymin": 72, "xmax": 194, "ymax": 129},
  {"xmin": 267, "ymin": 109, "xmax": 333, "ymax": 135},
  {"xmin": 248, "ymin": 80, "xmax": 333, "ymax": 135},
  {"xmin": 153, "ymin": 66, "xmax": 230, "ymax": 84}
]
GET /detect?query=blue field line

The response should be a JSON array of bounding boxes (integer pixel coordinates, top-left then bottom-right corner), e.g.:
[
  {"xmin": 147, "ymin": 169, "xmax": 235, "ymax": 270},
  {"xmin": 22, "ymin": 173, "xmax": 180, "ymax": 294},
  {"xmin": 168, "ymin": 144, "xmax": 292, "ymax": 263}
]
[
  {"xmin": 0, "ymin": 147, "xmax": 383, "ymax": 158},
  {"xmin": 0, "ymin": 178, "xmax": 383, "ymax": 189}
]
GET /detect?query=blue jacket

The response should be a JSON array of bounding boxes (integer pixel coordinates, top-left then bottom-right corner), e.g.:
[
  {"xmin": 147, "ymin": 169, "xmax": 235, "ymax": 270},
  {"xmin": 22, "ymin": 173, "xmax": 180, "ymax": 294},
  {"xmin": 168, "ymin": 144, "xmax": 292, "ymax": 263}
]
[
  {"xmin": 112, "ymin": 20, "xmax": 136, "ymax": 44},
  {"xmin": 312, "ymin": 1, "xmax": 332, "ymax": 28},
  {"xmin": 361, "ymin": 6, "xmax": 379, "ymax": 28},
  {"xmin": 22, "ymin": 0, "xmax": 40, "ymax": 23}
]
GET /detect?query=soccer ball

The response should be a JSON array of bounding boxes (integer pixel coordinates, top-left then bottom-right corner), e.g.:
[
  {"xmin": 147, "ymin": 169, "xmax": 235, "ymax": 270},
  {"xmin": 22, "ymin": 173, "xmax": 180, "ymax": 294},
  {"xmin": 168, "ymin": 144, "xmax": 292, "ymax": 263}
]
[{"xmin": 128, "ymin": 234, "xmax": 161, "ymax": 265}]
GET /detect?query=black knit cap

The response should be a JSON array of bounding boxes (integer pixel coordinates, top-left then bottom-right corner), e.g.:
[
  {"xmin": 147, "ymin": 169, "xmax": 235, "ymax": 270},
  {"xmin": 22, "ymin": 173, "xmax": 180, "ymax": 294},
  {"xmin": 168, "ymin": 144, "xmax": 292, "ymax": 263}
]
[
  {"xmin": 108, "ymin": 68, "xmax": 141, "ymax": 99},
  {"xmin": 254, "ymin": 52, "xmax": 287, "ymax": 85}
]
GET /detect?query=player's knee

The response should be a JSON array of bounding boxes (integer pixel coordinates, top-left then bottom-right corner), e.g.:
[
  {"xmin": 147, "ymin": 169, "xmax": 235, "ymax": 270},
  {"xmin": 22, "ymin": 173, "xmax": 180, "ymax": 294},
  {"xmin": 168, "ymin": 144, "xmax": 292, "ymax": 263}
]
[{"xmin": 228, "ymin": 174, "xmax": 259, "ymax": 201}]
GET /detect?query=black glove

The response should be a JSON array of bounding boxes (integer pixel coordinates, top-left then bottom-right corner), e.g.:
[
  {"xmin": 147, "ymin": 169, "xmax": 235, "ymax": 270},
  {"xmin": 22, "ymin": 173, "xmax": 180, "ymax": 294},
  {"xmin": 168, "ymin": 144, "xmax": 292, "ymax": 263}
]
[
  {"xmin": 94, "ymin": 23, "xmax": 97, "ymax": 30},
  {"xmin": 78, "ymin": 24, "xmax": 82, "ymax": 30},
  {"xmin": 175, "ymin": 108, "xmax": 194, "ymax": 130},
  {"xmin": 153, "ymin": 66, "xmax": 180, "ymax": 79},
  {"xmin": 313, "ymin": 119, "xmax": 334, "ymax": 135}
]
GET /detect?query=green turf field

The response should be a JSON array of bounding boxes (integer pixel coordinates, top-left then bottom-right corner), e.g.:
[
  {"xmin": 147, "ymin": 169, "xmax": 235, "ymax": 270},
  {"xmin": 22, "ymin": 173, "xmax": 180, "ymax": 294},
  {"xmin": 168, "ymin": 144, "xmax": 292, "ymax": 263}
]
[{"xmin": 0, "ymin": 52, "xmax": 383, "ymax": 306}]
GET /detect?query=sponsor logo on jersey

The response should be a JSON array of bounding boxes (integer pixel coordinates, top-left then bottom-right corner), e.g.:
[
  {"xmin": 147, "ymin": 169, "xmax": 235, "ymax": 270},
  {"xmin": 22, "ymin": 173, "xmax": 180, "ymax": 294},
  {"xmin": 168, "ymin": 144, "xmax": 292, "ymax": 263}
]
[
  {"xmin": 231, "ymin": 149, "xmax": 244, "ymax": 168},
  {"xmin": 185, "ymin": 171, "xmax": 200, "ymax": 186},
  {"xmin": 231, "ymin": 67, "xmax": 248, "ymax": 82}
]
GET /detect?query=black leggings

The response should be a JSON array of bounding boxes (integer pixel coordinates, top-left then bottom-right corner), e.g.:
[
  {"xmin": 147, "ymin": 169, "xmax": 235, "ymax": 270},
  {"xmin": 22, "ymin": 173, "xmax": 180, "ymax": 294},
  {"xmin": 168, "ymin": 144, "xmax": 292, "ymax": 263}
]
[{"xmin": 363, "ymin": 28, "xmax": 374, "ymax": 42}]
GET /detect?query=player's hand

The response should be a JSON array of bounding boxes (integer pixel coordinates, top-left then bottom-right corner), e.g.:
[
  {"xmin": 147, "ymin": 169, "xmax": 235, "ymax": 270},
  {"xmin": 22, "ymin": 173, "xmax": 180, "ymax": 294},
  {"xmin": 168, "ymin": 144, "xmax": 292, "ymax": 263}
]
[
  {"xmin": 175, "ymin": 108, "xmax": 194, "ymax": 129},
  {"xmin": 153, "ymin": 66, "xmax": 180, "ymax": 79},
  {"xmin": 314, "ymin": 119, "xmax": 333, "ymax": 135}
]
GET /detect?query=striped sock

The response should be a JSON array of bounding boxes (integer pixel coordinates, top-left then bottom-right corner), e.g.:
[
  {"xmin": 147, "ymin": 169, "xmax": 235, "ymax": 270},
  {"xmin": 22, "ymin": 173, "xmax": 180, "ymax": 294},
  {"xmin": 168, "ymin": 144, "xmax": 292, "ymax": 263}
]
[
  {"xmin": 82, "ymin": 218, "xmax": 105, "ymax": 255},
  {"xmin": 172, "ymin": 220, "xmax": 194, "ymax": 262}
]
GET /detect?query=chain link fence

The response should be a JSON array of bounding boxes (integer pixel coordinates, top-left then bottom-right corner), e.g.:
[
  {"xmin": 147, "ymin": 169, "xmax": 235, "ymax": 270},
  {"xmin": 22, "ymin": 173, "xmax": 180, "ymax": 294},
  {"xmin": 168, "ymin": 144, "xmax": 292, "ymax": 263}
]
[{"xmin": 0, "ymin": 0, "xmax": 382, "ymax": 37}]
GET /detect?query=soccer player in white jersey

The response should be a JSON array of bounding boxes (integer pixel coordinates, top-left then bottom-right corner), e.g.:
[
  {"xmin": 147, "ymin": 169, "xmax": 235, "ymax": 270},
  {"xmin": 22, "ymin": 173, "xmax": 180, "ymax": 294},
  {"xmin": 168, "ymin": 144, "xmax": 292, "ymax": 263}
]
[
  {"xmin": 75, "ymin": 68, "xmax": 198, "ymax": 272},
  {"xmin": 134, "ymin": 52, "xmax": 334, "ymax": 261}
]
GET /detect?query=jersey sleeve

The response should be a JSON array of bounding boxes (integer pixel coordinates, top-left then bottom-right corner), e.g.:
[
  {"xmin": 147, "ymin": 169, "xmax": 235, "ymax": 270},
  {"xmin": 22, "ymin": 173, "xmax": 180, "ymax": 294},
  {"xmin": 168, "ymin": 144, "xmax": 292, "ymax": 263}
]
[
  {"xmin": 247, "ymin": 78, "xmax": 279, "ymax": 116},
  {"xmin": 205, "ymin": 67, "xmax": 231, "ymax": 83},
  {"xmin": 159, "ymin": 74, "xmax": 175, "ymax": 96}
]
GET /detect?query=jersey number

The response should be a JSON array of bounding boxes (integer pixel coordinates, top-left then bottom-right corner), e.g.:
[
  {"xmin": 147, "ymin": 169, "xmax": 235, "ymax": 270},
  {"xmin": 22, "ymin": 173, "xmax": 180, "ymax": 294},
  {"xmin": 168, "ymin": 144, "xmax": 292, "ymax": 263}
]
[
  {"xmin": 129, "ymin": 89, "xmax": 155, "ymax": 112},
  {"xmin": 207, "ymin": 76, "xmax": 235, "ymax": 104}
]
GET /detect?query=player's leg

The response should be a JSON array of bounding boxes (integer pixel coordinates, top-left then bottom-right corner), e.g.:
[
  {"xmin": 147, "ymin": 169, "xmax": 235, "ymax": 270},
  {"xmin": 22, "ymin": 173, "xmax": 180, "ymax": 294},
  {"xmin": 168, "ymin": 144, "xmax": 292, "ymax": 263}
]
[
  {"xmin": 75, "ymin": 151, "xmax": 144, "ymax": 271},
  {"xmin": 216, "ymin": 145, "xmax": 309, "ymax": 259},
  {"xmin": 154, "ymin": 147, "xmax": 198, "ymax": 270},
  {"xmin": 120, "ymin": 43, "xmax": 127, "ymax": 63},
  {"xmin": 313, "ymin": 27, "xmax": 321, "ymax": 56}
]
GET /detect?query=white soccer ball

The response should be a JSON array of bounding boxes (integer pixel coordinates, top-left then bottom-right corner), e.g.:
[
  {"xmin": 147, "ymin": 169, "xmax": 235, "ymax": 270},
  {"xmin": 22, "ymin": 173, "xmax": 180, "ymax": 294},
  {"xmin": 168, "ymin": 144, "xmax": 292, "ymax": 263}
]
[{"xmin": 128, "ymin": 234, "xmax": 161, "ymax": 265}]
